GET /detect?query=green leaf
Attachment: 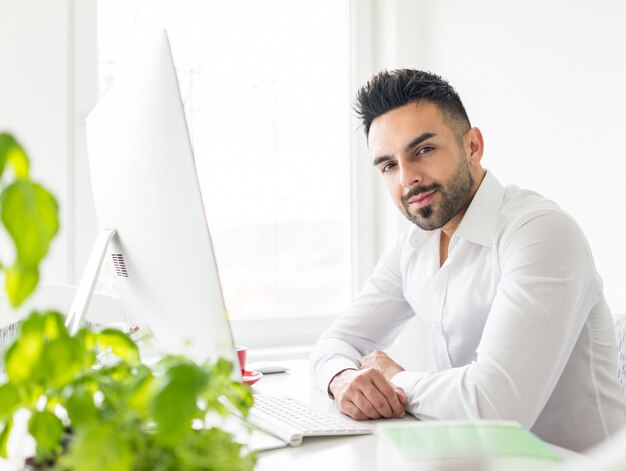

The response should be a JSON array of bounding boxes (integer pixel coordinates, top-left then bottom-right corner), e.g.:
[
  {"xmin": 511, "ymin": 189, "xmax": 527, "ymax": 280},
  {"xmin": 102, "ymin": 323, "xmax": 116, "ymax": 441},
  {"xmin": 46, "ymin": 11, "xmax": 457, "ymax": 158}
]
[
  {"xmin": 18, "ymin": 310, "xmax": 47, "ymax": 336},
  {"xmin": 1, "ymin": 180, "xmax": 59, "ymax": 307},
  {"xmin": 37, "ymin": 337, "xmax": 84, "ymax": 388},
  {"xmin": 60, "ymin": 424, "xmax": 133, "ymax": 471},
  {"xmin": 28, "ymin": 410, "xmax": 63, "ymax": 463},
  {"xmin": 65, "ymin": 385, "xmax": 98, "ymax": 429},
  {"xmin": 0, "ymin": 418, "xmax": 13, "ymax": 458},
  {"xmin": 215, "ymin": 356, "xmax": 235, "ymax": 377},
  {"xmin": 4, "ymin": 264, "xmax": 39, "ymax": 308},
  {"xmin": 200, "ymin": 358, "xmax": 253, "ymax": 417},
  {"xmin": 97, "ymin": 329, "xmax": 140, "ymax": 364},
  {"xmin": 0, "ymin": 133, "xmax": 13, "ymax": 176},
  {"xmin": 1, "ymin": 180, "xmax": 59, "ymax": 267},
  {"xmin": 127, "ymin": 372, "xmax": 155, "ymax": 418},
  {"xmin": 4, "ymin": 311, "xmax": 71, "ymax": 384},
  {"xmin": 41, "ymin": 310, "xmax": 68, "ymax": 339},
  {"xmin": 152, "ymin": 362, "xmax": 209, "ymax": 442},
  {"xmin": 5, "ymin": 329, "xmax": 44, "ymax": 384},
  {"xmin": 0, "ymin": 132, "xmax": 29, "ymax": 178},
  {"xmin": 21, "ymin": 310, "xmax": 66, "ymax": 340},
  {"xmin": 224, "ymin": 381, "xmax": 255, "ymax": 417},
  {"xmin": 176, "ymin": 427, "xmax": 257, "ymax": 471},
  {"xmin": 98, "ymin": 362, "xmax": 133, "ymax": 384},
  {"xmin": 0, "ymin": 383, "xmax": 20, "ymax": 418},
  {"xmin": 74, "ymin": 329, "xmax": 99, "ymax": 369}
]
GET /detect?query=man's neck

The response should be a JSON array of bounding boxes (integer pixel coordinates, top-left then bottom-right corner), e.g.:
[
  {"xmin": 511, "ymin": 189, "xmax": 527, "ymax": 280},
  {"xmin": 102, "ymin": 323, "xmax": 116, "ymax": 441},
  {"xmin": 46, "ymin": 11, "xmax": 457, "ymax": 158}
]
[
  {"xmin": 438, "ymin": 169, "xmax": 486, "ymax": 266},
  {"xmin": 439, "ymin": 209, "xmax": 464, "ymax": 267},
  {"xmin": 439, "ymin": 230, "xmax": 450, "ymax": 267}
]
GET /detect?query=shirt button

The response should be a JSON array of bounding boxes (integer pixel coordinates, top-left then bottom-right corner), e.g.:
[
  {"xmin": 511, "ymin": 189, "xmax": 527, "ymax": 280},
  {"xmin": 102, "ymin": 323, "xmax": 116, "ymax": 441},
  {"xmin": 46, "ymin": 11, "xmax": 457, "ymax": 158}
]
[{"xmin": 434, "ymin": 321, "xmax": 442, "ymax": 329}]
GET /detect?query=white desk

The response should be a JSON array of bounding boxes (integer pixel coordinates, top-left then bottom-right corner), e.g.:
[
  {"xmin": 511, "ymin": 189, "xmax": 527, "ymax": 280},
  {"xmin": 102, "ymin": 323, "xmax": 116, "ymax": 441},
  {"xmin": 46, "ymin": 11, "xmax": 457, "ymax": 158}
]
[
  {"xmin": 0, "ymin": 357, "xmax": 590, "ymax": 471},
  {"xmin": 250, "ymin": 359, "xmax": 587, "ymax": 471}
]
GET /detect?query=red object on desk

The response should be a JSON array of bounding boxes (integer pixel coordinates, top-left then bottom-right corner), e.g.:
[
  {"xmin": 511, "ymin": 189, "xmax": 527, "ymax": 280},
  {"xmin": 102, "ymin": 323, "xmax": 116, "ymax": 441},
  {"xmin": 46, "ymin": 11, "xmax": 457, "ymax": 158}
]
[{"xmin": 243, "ymin": 370, "xmax": 263, "ymax": 386}]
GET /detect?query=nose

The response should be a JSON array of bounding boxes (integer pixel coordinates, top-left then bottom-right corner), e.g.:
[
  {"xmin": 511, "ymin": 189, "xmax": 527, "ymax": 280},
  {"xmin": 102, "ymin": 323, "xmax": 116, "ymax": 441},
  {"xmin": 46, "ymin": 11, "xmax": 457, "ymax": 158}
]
[{"xmin": 398, "ymin": 160, "xmax": 421, "ymax": 190}]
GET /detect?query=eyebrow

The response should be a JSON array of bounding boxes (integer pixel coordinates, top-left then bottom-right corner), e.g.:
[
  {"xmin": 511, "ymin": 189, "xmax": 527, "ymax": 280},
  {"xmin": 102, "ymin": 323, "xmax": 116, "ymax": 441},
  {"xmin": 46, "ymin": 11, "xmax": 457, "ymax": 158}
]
[{"xmin": 372, "ymin": 132, "xmax": 437, "ymax": 167}]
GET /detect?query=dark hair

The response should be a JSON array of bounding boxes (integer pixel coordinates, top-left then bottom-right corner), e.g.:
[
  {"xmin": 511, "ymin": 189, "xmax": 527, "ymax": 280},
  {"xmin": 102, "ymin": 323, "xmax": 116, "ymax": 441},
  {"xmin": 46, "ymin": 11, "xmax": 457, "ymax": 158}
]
[{"xmin": 354, "ymin": 69, "xmax": 471, "ymax": 138}]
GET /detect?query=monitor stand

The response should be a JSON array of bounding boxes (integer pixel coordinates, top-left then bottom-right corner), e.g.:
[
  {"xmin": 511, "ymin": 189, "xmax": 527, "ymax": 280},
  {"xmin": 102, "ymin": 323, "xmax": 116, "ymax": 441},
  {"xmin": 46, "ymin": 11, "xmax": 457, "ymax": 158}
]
[{"xmin": 65, "ymin": 228, "xmax": 117, "ymax": 335}]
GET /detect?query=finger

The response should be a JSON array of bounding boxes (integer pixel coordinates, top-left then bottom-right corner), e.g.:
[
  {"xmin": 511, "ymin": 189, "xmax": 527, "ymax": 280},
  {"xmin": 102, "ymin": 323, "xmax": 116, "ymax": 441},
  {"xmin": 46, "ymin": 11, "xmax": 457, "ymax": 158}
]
[
  {"xmin": 394, "ymin": 387, "xmax": 407, "ymax": 404},
  {"xmin": 334, "ymin": 384, "xmax": 371, "ymax": 420},
  {"xmin": 337, "ymin": 390, "xmax": 380, "ymax": 420},
  {"xmin": 353, "ymin": 391, "xmax": 383, "ymax": 419},
  {"xmin": 370, "ymin": 373, "xmax": 405, "ymax": 417},
  {"xmin": 359, "ymin": 386, "xmax": 395, "ymax": 418},
  {"xmin": 352, "ymin": 370, "xmax": 395, "ymax": 418},
  {"xmin": 355, "ymin": 368, "xmax": 402, "ymax": 417},
  {"xmin": 340, "ymin": 401, "xmax": 369, "ymax": 421}
]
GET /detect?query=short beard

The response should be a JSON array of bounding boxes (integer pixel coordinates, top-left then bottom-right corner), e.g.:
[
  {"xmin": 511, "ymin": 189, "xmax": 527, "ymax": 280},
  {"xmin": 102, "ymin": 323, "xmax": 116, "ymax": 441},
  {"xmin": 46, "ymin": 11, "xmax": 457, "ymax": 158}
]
[{"xmin": 400, "ymin": 158, "xmax": 474, "ymax": 231}]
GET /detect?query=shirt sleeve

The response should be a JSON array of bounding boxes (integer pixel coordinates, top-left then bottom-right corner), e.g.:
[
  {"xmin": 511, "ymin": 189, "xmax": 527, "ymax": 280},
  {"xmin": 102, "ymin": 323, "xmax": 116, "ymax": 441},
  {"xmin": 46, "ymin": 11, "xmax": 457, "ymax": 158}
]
[
  {"xmin": 391, "ymin": 211, "xmax": 602, "ymax": 428},
  {"xmin": 310, "ymin": 233, "xmax": 416, "ymax": 394}
]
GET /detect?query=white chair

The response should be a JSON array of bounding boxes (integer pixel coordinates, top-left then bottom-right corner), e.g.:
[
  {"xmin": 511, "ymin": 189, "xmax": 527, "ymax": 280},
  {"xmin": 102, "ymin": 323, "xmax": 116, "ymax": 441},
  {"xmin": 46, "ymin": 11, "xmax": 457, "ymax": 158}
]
[
  {"xmin": 615, "ymin": 313, "xmax": 626, "ymax": 404},
  {"xmin": 554, "ymin": 314, "xmax": 626, "ymax": 470}
]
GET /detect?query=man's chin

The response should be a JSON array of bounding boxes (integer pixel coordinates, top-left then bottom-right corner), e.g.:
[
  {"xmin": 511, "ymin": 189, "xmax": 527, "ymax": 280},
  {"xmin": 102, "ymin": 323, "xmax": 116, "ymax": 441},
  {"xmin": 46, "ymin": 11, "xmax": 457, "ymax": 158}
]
[
  {"xmin": 414, "ymin": 220, "xmax": 441, "ymax": 231},
  {"xmin": 402, "ymin": 209, "xmax": 438, "ymax": 231}
]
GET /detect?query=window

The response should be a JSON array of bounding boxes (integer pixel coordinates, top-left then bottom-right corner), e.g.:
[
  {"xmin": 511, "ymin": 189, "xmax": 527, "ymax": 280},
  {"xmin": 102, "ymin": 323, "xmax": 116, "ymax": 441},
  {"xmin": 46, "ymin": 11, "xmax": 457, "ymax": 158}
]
[{"xmin": 97, "ymin": 1, "xmax": 352, "ymax": 323}]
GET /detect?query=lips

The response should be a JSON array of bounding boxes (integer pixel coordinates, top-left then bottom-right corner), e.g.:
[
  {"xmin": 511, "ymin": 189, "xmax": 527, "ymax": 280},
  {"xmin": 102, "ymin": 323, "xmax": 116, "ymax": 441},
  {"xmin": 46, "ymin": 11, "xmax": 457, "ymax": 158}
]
[{"xmin": 408, "ymin": 190, "xmax": 437, "ymax": 209}]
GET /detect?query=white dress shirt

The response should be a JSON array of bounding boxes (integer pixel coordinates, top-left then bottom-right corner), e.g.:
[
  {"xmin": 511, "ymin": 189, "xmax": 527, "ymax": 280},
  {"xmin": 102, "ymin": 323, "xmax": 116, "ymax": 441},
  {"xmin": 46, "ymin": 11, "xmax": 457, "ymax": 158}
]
[{"xmin": 311, "ymin": 171, "xmax": 626, "ymax": 452}]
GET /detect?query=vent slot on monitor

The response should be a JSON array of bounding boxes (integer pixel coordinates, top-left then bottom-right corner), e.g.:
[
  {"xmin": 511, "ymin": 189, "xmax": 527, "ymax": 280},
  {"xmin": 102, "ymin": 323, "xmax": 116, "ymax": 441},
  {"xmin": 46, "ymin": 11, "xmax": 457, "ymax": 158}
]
[{"xmin": 111, "ymin": 253, "xmax": 129, "ymax": 277}]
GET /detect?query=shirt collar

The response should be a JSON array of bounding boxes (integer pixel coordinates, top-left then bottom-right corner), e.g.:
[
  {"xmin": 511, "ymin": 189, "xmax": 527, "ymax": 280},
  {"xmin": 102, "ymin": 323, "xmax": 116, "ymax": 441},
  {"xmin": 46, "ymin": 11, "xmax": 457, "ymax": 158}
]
[
  {"xmin": 408, "ymin": 170, "xmax": 505, "ymax": 250},
  {"xmin": 454, "ymin": 170, "xmax": 505, "ymax": 248}
]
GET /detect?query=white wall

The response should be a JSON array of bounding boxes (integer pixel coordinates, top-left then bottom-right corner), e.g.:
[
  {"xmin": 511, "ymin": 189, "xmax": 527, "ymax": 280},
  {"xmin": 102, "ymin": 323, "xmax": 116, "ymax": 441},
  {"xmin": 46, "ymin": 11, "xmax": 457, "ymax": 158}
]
[
  {"xmin": 0, "ymin": 0, "xmax": 98, "ymax": 288},
  {"xmin": 0, "ymin": 0, "xmax": 70, "ymax": 283}
]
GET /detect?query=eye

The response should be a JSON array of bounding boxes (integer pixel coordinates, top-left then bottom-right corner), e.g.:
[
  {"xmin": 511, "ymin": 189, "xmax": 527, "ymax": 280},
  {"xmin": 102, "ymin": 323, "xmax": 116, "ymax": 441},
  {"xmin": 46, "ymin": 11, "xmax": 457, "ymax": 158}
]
[
  {"xmin": 417, "ymin": 146, "xmax": 434, "ymax": 156},
  {"xmin": 381, "ymin": 162, "xmax": 397, "ymax": 173}
]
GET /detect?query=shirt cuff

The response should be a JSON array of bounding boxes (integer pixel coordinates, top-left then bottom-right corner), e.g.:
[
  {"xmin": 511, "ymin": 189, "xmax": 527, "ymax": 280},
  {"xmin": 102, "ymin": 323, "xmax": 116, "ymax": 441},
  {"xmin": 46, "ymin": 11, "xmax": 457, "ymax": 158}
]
[
  {"xmin": 317, "ymin": 358, "xmax": 360, "ymax": 397},
  {"xmin": 390, "ymin": 370, "xmax": 427, "ymax": 396}
]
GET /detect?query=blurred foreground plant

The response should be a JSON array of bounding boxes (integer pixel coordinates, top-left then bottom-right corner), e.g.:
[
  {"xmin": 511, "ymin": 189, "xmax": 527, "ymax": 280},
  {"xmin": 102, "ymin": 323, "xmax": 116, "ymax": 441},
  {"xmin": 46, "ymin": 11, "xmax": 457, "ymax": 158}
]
[
  {"xmin": 0, "ymin": 132, "xmax": 59, "ymax": 307},
  {"xmin": 0, "ymin": 311, "xmax": 256, "ymax": 470}
]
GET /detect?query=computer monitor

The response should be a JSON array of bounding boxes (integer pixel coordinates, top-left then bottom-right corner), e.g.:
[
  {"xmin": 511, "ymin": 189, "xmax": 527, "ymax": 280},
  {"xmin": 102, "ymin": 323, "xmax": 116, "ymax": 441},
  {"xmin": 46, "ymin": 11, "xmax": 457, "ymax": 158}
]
[{"xmin": 83, "ymin": 30, "xmax": 237, "ymax": 367}]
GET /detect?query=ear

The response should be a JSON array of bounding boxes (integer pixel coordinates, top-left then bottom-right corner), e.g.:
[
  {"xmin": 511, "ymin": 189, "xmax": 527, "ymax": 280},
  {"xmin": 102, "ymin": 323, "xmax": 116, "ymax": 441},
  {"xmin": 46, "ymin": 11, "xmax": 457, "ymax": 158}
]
[{"xmin": 464, "ymin": 127, "xmax": 484, "ymax": 167}]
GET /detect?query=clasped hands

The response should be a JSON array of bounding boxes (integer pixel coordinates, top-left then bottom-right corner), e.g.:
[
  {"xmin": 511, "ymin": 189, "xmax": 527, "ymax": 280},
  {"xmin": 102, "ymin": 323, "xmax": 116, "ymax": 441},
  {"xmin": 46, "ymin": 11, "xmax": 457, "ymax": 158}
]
[{"xmin": 328, "ymin": 351, "xmax": 407, "ymax": 420}]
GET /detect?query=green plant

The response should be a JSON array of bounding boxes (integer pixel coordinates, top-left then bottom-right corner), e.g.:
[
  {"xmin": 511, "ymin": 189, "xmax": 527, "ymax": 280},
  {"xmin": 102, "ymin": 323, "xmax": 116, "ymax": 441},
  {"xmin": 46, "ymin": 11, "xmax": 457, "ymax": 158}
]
[
  {"xmin": 0, "ymin": 132, "xmax": 59, "ymax": 307},
  {"xmin": 0, "ymin": 311, "xmax": 256, "ymax": 470},
  {"xmin": 0, "ymin": 133, "xmax": 256, "ymax": 470}
]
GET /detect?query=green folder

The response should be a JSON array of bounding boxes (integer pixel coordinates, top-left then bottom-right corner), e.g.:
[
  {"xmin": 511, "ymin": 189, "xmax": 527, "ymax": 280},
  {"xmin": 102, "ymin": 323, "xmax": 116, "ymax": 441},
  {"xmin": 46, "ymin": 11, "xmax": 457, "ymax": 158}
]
[{"xmin": 378, "ymin": 420, "xmax": 563, "ymax": 462}]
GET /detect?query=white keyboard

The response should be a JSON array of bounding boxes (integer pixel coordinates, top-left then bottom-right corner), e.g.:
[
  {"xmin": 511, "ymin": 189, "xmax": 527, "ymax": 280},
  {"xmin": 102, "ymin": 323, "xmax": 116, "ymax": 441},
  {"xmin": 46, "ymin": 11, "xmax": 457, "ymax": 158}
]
[{"xmin": 247, "ymin": 395, "xmax": 373, "ymax": 447}]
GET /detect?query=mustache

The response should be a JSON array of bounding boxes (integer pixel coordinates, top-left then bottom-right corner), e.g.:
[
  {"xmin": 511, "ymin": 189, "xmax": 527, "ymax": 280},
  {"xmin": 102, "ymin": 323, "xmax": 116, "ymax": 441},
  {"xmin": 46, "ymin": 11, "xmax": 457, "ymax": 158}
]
[{"xmin": 402, "ymin": 183, "xmax": 441, "ymax": 205}]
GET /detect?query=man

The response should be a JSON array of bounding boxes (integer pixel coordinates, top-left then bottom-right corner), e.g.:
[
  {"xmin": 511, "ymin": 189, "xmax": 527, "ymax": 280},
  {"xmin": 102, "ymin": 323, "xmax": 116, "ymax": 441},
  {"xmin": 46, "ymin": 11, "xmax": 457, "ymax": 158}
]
[{"xmin": 310, "ymin": 69, "xmax": 626, "ymax": 452}]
